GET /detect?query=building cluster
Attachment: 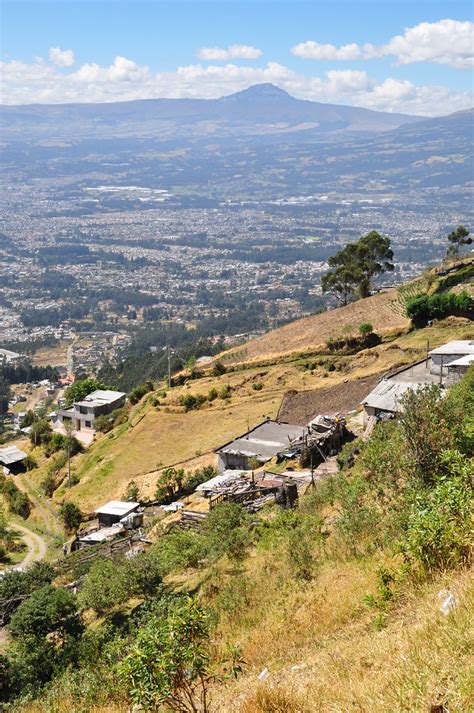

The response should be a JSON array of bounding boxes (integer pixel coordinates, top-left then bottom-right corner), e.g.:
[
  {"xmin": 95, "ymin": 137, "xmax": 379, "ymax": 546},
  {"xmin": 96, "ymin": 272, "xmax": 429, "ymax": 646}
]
[{"xmin": 361, "ymin": 340, "xmax": 474, "ymax": 424}]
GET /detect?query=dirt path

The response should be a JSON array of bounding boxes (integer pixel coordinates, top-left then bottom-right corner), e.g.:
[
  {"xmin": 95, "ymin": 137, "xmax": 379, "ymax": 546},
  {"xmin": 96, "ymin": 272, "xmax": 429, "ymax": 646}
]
[
  {"xmin": 15, "ymin": 473, "xmax": 62, "ymax": 536},
  {"xmin": 10, "ymin": 523, "xmax": 47, "ymax": 568}
]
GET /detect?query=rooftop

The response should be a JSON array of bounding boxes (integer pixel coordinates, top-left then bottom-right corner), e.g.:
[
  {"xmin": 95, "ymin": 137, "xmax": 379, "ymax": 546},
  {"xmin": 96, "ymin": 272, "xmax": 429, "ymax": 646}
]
[
  {"xmin": 95, "ymin": 500, "xmax": 140, "ymax": 517},
  {"xmin": 216, "ymin": 420, "xmax": 306, "ymax": 461},
  {"xmin": 0, "ymin": 445, "xmax": 27, "ymax": 465},
  {"xmin": 76, "ymin": 389, "xmax": 126, "ymax": 408},
  {"xmin": 429, "ymin": 340, "xmax": 474, "ymax": 356},
  {"xmin": 361, "ymin": 379, "xmax": 426, "ymax": 414}
]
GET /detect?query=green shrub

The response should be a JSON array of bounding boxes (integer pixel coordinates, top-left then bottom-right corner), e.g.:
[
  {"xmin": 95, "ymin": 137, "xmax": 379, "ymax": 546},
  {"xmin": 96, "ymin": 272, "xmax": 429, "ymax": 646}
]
[
  {"xmin": 203, "ymin": 503, "xmax": 252, "ymax": 561},
  {"xmin": 59, "ymin": 502, "xmax": 82, "ymax": 532},
  {"xmin": 179, "ymin": 393, "xmax": 206, "ymax": 412},
  {"xmin": 406, "ymin": 290, "xmax": 473, "ymax": 326},
  {"xmin": 402, "ymin": 456, "xmax": 472, "ymax": 572},
  {"xmin": 118, "ymin": 597, "xmax": 212, "ymax": 712}
]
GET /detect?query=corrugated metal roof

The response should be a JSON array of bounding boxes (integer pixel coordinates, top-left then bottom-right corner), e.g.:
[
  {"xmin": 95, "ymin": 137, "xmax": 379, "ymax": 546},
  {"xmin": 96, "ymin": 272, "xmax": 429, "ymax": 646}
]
[
  {"xmin": 0, "ymin": 445, "xmax": 27, "ymax": 465},
  {"xmin": 429, "ymin": 340, "xmax": 474, "ymax": 356},
  {"xmin": 447, "ymin": 354, "xmax": 474, "ymax": 367},
  {"xmin": 361, "ymin": 380, "xmax": 424, "ymax": 413},
  {"xmin": 216, "ymin": 421, "xmax": 305, "ymax": 462},
  {"xmin": 95, "ymin": 500, "xmax": 139, "ymax": 516}
]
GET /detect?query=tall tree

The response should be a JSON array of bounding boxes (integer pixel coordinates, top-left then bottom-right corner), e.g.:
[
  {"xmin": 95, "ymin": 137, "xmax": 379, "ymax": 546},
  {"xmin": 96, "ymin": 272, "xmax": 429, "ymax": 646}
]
[
  {"xmin": 321, "ymin": 231, "xmax": 394, "ymax": 303},
  {"xmin": 446, "ymin": 225, "xmax": 471, "ymax": 257}
]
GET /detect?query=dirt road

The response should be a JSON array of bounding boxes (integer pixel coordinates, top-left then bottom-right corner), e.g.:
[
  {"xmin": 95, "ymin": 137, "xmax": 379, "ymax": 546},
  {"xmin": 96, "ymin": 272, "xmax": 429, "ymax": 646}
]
[{"xmin": 10, "ymin": 523, "xmax": 47, "ymax": 568}]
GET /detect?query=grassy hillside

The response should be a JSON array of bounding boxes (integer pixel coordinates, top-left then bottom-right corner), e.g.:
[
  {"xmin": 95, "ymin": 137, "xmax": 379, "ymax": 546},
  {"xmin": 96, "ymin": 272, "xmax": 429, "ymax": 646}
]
[
  {"xmin": 26, "ymin": 317, "xmax": 469, "ymax": 514},
  {"xmin": 222, "ymin": 287, "xmax": 409, "ymax": 365},
  {"xmin": 6, "ymin": 364, "xmax": 472, "ymax": 713}
]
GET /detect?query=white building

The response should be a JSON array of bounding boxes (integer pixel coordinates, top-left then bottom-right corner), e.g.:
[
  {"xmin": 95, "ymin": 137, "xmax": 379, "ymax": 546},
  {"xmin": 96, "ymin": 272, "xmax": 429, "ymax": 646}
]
[{"xmin": 56, "ymin": 389, "xmax": 126, "ymax": 431}]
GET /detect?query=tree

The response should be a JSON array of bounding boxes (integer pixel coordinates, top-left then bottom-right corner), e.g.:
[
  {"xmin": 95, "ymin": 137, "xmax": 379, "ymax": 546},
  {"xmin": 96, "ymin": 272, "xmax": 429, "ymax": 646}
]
[
  {"xmin": 356, "ymin": 231, "xmax": 394, "ymax": 297},
  {"xmin": 322, "ymin": 231, "xmax": 394, "ymax": 303},
  {"xmin": 446, "ymin": 225, "xmax": 471, "ymax": 257},
  {"xmin": 124, "ymin": 479, "xmax": 140, "ymax": 502},
  {"xmin": 203, "ymin": 503, "xmax": 252, "ymax": 561},
  {"xmin": 64, "ymin": 378, "xmax": 105, "ymax": 407},
  {"xmin": 119, "ymin": 597, "xmax": 213, "ymax": 712},
  {"xmin": 8, "ymin": 584, "xmax": 80, "ymax": 641},
  {"xmin": 29, "ymin": 418, "xmax": 52, "ymax": 447},
  {"xmin": 321, "ymin": 265, "xmax": 362, "ymax": 306},
  {"xmin": 78, "ymin": 558, "xmax": 128, "ymax": 615},
  {"xmin": 59, "ymin": 501, "xmax": 82, "ymax": 532}
]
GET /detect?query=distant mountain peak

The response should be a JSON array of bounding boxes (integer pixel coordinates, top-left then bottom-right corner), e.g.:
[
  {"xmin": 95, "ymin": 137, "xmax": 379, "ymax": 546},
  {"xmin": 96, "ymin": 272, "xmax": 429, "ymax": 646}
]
[{"xmin": 221, "ymin": 83, "xmax": 293, "ymax": 102}]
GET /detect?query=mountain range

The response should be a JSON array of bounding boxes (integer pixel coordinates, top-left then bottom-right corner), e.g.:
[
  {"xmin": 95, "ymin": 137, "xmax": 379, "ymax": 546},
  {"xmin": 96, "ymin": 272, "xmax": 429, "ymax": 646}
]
[{"xmin": 0, "ymin": 83, "xmax": 423, "ymax": 141}]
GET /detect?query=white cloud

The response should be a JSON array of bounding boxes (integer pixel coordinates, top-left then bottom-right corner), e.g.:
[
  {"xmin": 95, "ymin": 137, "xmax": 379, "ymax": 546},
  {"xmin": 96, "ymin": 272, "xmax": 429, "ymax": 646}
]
[
  {"xmin": 292, "ymin": 41, "xmax": 378, "ymax": 61},
  {"xmin": 197, "ymin": 44, "xmax": 263, "ymax": 61},
  {"xmin": 384, "ymin": 19, "xmax": 474, "ymax": 69},
  {"xmin": 0, "ymin": 55, "xmax": 472, "ymax": 116},
  {"xmin": 291, "ymin": 19, "xmax": 474, "ymax": 69},
  {"xmin": 48, "ymin": 46, "xmax": 75, "ymax": 68}
]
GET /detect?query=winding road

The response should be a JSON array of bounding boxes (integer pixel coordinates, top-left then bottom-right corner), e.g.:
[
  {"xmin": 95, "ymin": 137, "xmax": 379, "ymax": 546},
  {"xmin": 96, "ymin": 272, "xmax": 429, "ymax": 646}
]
[{"xmin": 9, "ymin": 523, "xmax": 47, "ymax": 569}]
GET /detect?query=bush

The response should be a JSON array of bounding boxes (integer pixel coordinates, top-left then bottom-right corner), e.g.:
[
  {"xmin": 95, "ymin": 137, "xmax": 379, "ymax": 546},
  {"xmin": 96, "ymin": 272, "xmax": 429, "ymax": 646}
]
[
  {"xmin": 118, "ymin": 597, "xmax": 212, "ymax": 712},
  {"xmin": 406, "ymin": 290, "xmax": 473, "ymax": 326},
  {"xmin": 9, "ymin": 584, "xmax": 80, "ymax": 641},
  {"xmin": 129, "ymin": 381, "xmax": 154, "ymax": 405},
  {"xmin": 23, "ymin": 454, "xmax": 37, "ymax": 471},
  {"xmin": 0, "ymin": 475, "xmax": 31, "ymax": 518},
  {"xmin": 359, "ymin": 322, "xmax": 373, "ymax": 336},
  {"xmin": 152, "ymin": 531, "xmax": 208, "ymax": 575},
  {"xmin": 123, "ymin": 479, "xmax": 140, "ymax": 502},
  {"xmin": 219, "ymin": 384, "xmax": 231, "ymax": 399},
  {"xmin": 207, "ymin": 387, "xmax": 218, "ymax": 402},
  {"xmin": 252, "ymin": 382, "xmax": 263, "ymax": 391},
  {"xmin": 78, "ymin": 558, "xmax": 128, "ymax": 615},
  {"xmin": 179, "ymin": 393, "xmax": 206, "ymax": 412},
  {"xmin": 203, "ymin": 503, "xmax": 252, "ymax": 561},
  {"xmin": 59, "ymin": 502, "xmax": 82, "ymax": 532},
  {"xmin": 29, "ymin": 419, "xmax": 52, "ymax": 448},
  {"xmin": 402, "ymin": 453, "xmax": 472, "ymax": 571},
  {"xmin": 212, "ymin": 361, "xmax": 226, "ymax": 376}
]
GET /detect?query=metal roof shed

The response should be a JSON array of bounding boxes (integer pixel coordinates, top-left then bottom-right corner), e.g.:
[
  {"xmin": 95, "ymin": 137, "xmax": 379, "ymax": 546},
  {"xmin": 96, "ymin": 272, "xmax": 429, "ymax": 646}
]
[
  {"xmin": 0, "ymin": 445, "xmax": 27, "ymax": 473},
  {"xmin": 95, "ymin": 500, "xmax": 140, "ymax": 527}
]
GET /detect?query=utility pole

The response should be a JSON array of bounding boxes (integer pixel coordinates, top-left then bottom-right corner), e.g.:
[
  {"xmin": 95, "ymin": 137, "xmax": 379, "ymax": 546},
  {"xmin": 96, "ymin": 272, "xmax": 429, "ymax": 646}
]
[
  {"xmin": 167, "ymin": 346, "xmax": 172, "ymax": 388},
  {"xmin": 67, "ymin": 442, "xmax": 71, "ymax": 489}
]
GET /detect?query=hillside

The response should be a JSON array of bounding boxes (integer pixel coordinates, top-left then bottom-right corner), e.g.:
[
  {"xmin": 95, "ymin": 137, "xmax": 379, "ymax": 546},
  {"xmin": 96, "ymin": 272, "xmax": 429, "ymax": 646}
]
[
  {"xmin": 222, "ymin": 287, "xmax": 409, "ymax": 365},
  {"xmin": 4, "ymin": 357, "xmax": 473, "ymax": 713}
]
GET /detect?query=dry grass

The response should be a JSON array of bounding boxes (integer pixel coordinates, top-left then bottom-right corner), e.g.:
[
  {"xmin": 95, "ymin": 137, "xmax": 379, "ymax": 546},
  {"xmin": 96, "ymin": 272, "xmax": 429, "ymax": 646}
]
[
  {"xmin": 210, "ymin": 554, "xmax": 474, "ymax": 713},
  {"xmin": 31, "ymin": 340, "xmax": 69, "ymax": 367},
  {"xmin": 56, "ymin": 318, "xmax": 474, "ymax": 512},
  {"xmin": 222, "ymin": 289, "xmax": 409, "ymax": 365}
]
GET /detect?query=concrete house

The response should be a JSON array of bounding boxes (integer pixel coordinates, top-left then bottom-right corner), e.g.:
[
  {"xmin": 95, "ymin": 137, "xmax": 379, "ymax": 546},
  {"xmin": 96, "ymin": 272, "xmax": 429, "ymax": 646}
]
[
  {"xmin": 215, "ymin": 420, "xmax": 305, "ymax": 471},
  {"xmin": 56, "ymin": 389, "xmax": 126, "ymax": 431},
  {"xmin": 429, "ymin": 340, "xmax": 474, "ymax": 375},
  {"xmin": 362, "ymin": 339, "xmax": 474, "ymax": 422}
]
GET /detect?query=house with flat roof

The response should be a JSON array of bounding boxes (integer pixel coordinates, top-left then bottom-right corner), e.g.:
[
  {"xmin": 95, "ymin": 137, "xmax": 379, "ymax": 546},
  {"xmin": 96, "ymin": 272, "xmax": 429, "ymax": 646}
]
[
  {"xmin": 362, "ymin": 339, "xmax": 474, "ymax": 422},
  {"xmin": 215, "ymin": 420, "xmax": 305, "ymax": 472},
  {"xmin": 429, "ymin": 340, "xmax": 474, "ymax": 375},
  {"xmin": 56, "ymin": 389, "xmax": 126, "ymax": 431}
]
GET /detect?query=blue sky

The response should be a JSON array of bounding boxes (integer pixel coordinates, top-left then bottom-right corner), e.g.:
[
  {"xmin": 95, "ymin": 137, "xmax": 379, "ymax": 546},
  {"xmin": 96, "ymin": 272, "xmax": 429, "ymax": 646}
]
[{"xmin": 1, "ymin": 1, "xmax": 473, "ymax": 113}]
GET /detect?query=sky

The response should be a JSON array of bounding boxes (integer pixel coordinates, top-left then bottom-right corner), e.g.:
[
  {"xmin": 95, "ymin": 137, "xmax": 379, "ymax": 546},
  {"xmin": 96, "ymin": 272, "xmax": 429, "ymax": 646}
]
[{"xmin": 1, "ymin": 0, "xmax": 473, "ymax": 114}]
